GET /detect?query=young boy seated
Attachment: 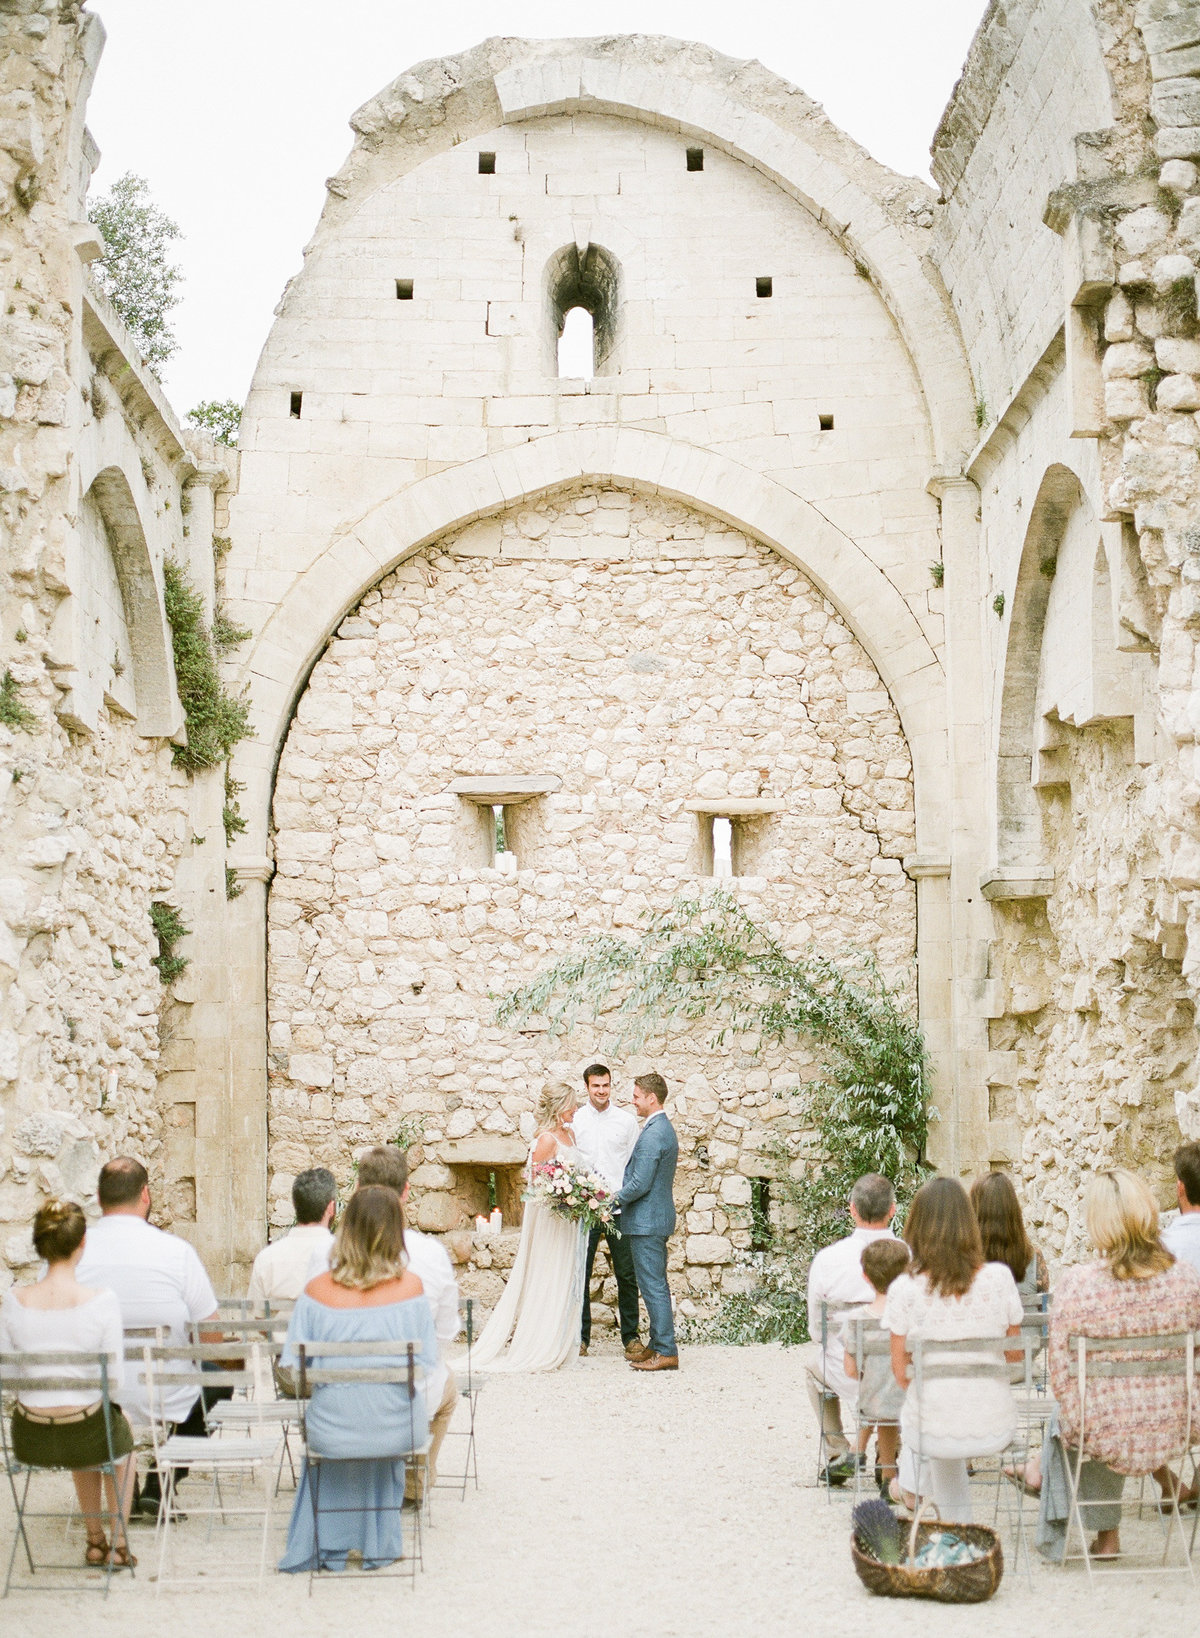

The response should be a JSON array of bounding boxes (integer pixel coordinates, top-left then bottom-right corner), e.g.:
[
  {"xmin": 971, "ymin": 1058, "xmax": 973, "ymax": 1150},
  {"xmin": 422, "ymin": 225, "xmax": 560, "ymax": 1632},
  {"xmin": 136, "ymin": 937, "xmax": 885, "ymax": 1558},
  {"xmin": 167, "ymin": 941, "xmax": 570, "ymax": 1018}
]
[{"xmin": 840, "ymin": 1237, "xmax": 911, "ymax": 1495}]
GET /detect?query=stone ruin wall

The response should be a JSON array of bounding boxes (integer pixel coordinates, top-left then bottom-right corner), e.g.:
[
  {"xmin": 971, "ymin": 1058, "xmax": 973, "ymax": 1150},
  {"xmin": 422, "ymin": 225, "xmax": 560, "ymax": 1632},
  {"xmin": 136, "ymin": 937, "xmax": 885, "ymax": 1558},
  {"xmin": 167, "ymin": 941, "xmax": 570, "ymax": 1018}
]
[
  {"xmin": 0, "ymin": 2, "xmax": 234, "ymax": 1287},
  {"xmin": 266, "ymin": 484, "xmax": 915, "ymax": 1310}
]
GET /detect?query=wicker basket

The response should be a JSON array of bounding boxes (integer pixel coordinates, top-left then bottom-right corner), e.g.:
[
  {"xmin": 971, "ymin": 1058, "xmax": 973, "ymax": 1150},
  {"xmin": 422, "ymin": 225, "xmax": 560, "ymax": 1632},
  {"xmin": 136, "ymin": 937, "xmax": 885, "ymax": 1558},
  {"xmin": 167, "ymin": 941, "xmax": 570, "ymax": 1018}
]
[{"xmin": 851, "ymin": 1504, "xmax": 1004, "ymax": 1604}]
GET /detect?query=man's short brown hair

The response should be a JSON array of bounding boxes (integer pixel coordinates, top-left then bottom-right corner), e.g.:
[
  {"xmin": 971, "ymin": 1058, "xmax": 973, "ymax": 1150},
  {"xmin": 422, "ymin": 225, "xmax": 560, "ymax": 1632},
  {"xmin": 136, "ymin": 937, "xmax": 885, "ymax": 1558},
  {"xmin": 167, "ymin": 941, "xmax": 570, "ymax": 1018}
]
[
  {"xmin": 97, "ymin": 1156, "xmax": 148, "ymax": 1209},
  {"xmin": 634, "ymin": 1071, "xmax": 668, "ymax": 1104},
  {"xmin": 1174, "ymin": 1142, "xmax": 1200, "ymax": 1208},
  {"xmin": 861, "ymin": 1237, "xmax": 910, "ymax": 1295},
  {"xmin": 356, "ymin": 1145, "xmax": 409, "ymax": 1196}
]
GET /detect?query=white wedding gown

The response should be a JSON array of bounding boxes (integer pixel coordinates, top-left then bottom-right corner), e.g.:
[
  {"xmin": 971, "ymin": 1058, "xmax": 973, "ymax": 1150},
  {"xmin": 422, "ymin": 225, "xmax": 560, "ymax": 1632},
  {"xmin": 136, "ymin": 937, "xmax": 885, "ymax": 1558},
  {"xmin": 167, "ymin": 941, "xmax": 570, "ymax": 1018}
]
[{"xmin": 464, "ymin": 1138, "xmax": 587, "ymax": 1372}]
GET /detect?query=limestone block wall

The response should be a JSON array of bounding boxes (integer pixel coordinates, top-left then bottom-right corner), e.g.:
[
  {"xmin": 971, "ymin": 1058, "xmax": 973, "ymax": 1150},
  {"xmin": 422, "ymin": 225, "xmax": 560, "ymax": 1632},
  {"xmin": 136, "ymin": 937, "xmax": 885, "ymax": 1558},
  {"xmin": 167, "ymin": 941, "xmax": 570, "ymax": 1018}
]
[
  {"xmin": 0, "ymin": 4, "xmax": 239, "ymax": 1284},
  {"xmin": 266, "ymin": 484, "xmax": 915, "ymax": 1304}
]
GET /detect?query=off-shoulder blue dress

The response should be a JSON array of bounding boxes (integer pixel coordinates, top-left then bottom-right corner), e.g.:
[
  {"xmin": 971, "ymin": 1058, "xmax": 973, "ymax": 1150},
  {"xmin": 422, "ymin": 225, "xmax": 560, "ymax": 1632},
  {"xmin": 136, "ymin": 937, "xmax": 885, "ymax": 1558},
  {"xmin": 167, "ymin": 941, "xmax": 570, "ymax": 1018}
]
[{"xmin": 278, "ymin": 1289, "xmax": 438, "ymax": 1572}]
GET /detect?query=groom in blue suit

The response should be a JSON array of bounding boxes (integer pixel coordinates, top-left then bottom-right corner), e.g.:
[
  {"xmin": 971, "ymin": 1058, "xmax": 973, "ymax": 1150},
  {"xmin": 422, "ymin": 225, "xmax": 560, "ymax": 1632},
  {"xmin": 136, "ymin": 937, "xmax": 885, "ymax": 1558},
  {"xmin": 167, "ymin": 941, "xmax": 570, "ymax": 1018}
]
[{"xmin": 617, "ymin": 1071, "xmax": 680, "ymax": 1372}]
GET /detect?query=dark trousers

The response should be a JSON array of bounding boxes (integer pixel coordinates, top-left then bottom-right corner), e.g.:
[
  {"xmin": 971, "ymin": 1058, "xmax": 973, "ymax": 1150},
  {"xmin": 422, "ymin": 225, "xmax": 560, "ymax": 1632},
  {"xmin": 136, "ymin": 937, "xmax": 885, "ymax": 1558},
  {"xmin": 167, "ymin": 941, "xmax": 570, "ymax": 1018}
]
[
  {"xmin": 582, "ymin": 1222, "xmax": 641, "ymax": 1345},
  {"xmin": 629, "ymin": 1234, "xmax": 677, "ymax": 1357}
]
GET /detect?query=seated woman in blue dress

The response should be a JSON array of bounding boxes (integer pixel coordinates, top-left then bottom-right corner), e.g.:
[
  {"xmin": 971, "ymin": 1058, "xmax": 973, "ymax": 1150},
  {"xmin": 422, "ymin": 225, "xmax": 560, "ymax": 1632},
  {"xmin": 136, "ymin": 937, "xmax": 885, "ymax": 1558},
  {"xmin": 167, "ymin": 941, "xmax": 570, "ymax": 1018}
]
[{"xmin": 278, "ymin": 1184, "xmax": 438, "ymax": 1573}]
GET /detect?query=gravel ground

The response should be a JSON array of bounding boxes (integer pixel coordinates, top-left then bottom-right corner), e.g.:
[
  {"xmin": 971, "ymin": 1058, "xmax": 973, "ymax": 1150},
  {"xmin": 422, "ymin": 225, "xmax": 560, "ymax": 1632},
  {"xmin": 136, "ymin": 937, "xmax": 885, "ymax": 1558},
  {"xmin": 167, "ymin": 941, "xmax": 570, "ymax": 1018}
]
[{"xmin": 1, "ymin": 1340, "xmax": 1195, "ymax": 1635}]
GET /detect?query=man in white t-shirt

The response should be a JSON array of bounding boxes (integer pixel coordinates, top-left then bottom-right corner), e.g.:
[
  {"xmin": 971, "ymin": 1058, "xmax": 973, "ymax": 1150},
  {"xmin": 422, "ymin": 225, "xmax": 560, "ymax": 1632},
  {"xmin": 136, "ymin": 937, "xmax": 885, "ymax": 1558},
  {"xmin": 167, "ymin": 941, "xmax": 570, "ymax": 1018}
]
[
  {"xmin": 305, "ymin": 1145, "xmax": 460, "ymax": 1502},
  {"xmin": 248, "ymin": 1167, "xmax": 336, "ymax": 1303},
  {"xmin": 804, "ymin": 1172, "xmax": 897, "ymax": 1486},
  {"xmin": 1163, "ymin": 1142, "xmax": 1200, "ymax": 1276},
  {"xmin": 572, "ymin": 1062, "xmax": 642, "ymax": 1359},
  {"xmin": 77, "ymin": 1156, "xmax": 220, "ymax": 1518}
]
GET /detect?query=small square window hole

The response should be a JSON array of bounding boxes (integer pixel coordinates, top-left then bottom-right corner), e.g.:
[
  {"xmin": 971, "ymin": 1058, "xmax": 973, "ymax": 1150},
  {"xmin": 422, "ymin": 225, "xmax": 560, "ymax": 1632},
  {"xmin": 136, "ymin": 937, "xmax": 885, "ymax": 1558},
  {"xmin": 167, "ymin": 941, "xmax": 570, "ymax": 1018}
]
[
  {"xmin": 686, "ymin": 147, "xmax": 704, "ymax": 171},
  {"xmin": 818, "ymin": 413, "xmax": 835, "ymax": 431},
  {"xmin": 289, "ymin": 391, "xmax": 303, "ymax": 419},
  {"xmin": 395, "ymin": 279, "xmax": 414, "ymax": 300},
  {"xmin": 478, "ymin": 151, "xmax": 496, "ymax": 174},
  {"xmin": 756, "ymin": 276, "xmax": 773, "ymax": 298}
]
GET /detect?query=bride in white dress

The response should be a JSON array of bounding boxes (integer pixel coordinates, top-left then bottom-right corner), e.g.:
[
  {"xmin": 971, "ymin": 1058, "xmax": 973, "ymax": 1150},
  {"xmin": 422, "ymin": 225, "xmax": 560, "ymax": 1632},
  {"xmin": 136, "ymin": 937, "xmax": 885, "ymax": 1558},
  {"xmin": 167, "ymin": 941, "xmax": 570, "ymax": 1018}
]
[{"xmin": 466, "ymin": 1082, "xmax": 588, "ymax": 1372}]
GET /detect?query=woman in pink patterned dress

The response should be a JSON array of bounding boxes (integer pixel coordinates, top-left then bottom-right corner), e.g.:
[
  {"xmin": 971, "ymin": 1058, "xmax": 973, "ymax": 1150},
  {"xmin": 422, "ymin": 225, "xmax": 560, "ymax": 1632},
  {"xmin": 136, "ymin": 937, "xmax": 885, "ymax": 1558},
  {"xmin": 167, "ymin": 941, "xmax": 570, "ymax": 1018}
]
[{"xmin": 1049, "ymin": 1169, "xmax": 1200, "ymax": 1558}]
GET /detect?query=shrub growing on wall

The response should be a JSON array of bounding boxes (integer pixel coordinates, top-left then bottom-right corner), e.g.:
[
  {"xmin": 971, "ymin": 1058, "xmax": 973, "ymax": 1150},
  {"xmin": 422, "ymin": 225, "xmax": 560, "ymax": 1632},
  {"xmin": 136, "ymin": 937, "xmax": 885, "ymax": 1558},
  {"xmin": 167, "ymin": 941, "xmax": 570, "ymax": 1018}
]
[{"xmin": 162, "ymin": 558, "xmax": 251, "ymax": 773}]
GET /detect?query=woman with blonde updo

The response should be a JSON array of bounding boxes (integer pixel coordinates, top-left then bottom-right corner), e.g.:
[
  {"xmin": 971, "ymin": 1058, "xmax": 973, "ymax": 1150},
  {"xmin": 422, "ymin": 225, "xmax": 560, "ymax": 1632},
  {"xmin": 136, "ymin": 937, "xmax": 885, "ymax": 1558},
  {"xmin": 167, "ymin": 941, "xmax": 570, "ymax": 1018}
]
[
  {"xmin": 465, "ymin": 1079, "xmax": 589, "ymax": 1372},
  {"xmin": 0, "ymin": 1199, "xmax": 137, "ymax": 1570}
]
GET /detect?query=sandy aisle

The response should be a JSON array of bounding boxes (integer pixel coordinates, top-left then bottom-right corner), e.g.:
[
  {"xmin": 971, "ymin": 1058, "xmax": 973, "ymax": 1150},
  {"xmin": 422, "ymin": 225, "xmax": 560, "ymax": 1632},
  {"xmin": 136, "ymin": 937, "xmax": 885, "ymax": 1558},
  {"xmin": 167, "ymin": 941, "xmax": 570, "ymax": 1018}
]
[{"xmin": 1, "ymin": 1340, "xmax": 1193, "ymax": 1636}]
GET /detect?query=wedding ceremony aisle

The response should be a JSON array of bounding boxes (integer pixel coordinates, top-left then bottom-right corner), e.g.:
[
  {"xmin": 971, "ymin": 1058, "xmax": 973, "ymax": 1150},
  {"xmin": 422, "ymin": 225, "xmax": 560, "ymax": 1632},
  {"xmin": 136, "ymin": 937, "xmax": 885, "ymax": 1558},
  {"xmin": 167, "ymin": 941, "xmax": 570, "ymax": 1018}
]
[{"xmin": 1, "ymin": 1340, "xmax": 1194, "ymax": 1636}]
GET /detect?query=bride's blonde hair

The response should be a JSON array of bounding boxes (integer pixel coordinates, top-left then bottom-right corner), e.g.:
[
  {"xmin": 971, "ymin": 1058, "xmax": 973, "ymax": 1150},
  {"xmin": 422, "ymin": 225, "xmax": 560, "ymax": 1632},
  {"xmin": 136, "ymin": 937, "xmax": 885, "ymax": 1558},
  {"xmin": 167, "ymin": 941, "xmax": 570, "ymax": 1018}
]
[{"xmin": 534, "ymin": 1080, "xmax": 577, "ymax": 1135}]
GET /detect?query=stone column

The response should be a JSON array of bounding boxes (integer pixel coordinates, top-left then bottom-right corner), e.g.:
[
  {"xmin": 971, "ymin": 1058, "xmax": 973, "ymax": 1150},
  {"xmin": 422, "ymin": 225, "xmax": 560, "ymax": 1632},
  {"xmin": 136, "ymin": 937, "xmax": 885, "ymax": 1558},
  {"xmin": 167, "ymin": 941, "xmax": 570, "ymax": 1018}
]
[
  {"xmin": 928, "ymin": 471, "xmax": 992, "ymax": 1174},
  {"xmin": 225, "ymin": 856, "xmax": 274, "ymax": 1290}
]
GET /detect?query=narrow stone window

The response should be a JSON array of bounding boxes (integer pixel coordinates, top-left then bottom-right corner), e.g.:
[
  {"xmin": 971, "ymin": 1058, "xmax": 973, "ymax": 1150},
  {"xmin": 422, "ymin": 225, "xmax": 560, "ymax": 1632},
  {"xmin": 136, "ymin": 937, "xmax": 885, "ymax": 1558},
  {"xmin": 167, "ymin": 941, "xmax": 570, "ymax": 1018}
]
[
  {"xmin": 448, "ymin": 776, "xmax": 561, "ymax": 871},
  {"xmin": 689, "ymin": 799, "xmax": 783, "ymax": 877},
  {"xmin": 686, "ymin": 147, "xmax": 704, "ymax": 171},
  {"xmin": 756, "ymin": 276, "xmax": 773, "ymax": 298},
  {"xmin": 289, "ymin": 391, "xmax": 303, "ymax": 419},
  {"xmin": 492, "ymin": 804, "xmax": 515, "ymax": 867},
  {"xmin": 546, "ymin": 242, "xmax": 620, "ymax": 378},
  {"xmin": 478, "ymin": 151, "xmax": 496, "ymax": 174},
  {"xmin": 750, "ymin": 1177, "xmax": 771, "ymax": 1251},
  {"xmin": 697, "ymin": 813, "xmax": 740, "ymax": 876},
  {"xmin": 819, "ymin": 412, "xmax": 835, "ymax": 431},
  {"xmin": 557, "ymin": 307, "xmax": 595, "ymax": 379},
  {"xmin": 395, "ymin": 279, "xmax": 414, "ymax": 300}
]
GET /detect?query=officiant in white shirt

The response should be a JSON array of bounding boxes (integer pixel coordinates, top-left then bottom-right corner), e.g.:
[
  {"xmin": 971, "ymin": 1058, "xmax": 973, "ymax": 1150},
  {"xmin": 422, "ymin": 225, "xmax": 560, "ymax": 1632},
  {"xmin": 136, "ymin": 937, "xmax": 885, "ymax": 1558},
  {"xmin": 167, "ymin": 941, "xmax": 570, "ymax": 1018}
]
[{"xmin": 571, "ymin": 1063, "xmax": 644, "ymax": 1359}]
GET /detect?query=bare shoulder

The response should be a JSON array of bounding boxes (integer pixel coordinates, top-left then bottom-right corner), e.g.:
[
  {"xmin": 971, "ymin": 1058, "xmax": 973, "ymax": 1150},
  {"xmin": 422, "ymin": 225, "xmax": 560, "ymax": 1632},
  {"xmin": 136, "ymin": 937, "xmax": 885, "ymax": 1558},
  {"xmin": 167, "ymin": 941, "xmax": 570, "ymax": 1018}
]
[{"xmin": 531, "ymin": 1132, "xmax": 557, "ymax": 1163}]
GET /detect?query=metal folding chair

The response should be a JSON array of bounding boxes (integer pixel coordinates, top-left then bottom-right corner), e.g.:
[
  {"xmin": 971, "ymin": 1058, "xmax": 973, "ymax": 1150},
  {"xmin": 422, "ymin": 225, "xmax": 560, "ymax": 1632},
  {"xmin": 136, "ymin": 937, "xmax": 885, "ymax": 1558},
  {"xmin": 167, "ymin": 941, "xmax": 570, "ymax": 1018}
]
[
  {"xmin": 0, "ymin": 1351, "xmax": 133, "ymax": 1597},
  {"xmin": 187, "ymin": 1316, "xmax": 300, "ymax": 1490},
  {"xmin": 812, "ymin": 1299, "xmax": 858, "ymax": 1495},
  {"xmin": 906, "ymin": 1332, "xmax": 1037, "ymax": 1574},
  {"xmin": 295, "ymin": 1339, "xmax": 429, "ymax": 1591},
  {"xmin": 1060, "ymin": 1328, "xmax": 1197, "ymax": 1585},
  {"xmin": 843, "ymin": 1312, "xmax": 902, "ymax": 1502},
  {"xmin": 137, "ymin": 1342, "xmax": 280, "ymax": 1590},
  {"xmin": 435, "ymin": 1296, "xmax": 480, "ymax": 1501}
]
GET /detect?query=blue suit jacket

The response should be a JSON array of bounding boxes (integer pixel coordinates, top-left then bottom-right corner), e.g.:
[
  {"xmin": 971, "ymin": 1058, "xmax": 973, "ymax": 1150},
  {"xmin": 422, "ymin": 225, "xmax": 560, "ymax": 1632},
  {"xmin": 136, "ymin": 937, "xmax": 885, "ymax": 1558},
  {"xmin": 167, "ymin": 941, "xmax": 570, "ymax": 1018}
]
[{"xmin": 617, "ymin": 1113, "xmax": 678, "ymax": 1238}]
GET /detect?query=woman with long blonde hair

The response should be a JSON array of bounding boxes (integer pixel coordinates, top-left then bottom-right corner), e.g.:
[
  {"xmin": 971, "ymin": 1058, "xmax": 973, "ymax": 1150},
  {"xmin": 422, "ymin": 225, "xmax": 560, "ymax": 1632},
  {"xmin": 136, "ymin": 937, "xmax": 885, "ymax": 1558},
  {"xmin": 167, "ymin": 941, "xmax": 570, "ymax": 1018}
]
[
  {"xmin": 1044, "ymin": 1168, "xmax": 1200, "ymax": 1560},
  {"xmin": 465, "ymin": 1079, "xmax": 590, "ymax": 1372},
  {"xmin": 277, "ymin": 1187, "xmax": 438, "ymax": 1573}
]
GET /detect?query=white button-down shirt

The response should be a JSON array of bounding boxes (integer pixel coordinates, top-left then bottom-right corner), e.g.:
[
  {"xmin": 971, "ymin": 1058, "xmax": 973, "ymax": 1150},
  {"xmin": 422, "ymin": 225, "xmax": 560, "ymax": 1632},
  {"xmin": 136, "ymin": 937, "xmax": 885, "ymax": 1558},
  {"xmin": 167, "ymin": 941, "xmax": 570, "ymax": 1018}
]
[
  {"xmin": 573, "ymin": 1100, "xmax": 640, "ymax": 1192},
  {"xmin": 77, "ymin": 1213, "xmax": 218, "ymax": 1426},
  {"xmin": 247, "ymin": 1222, "xmax": 334, "ymax": 1304},
  {"xmin": 807, "ymin": 1225, "xmax": 897, "ymax": 1403},
  {"xmin": 1163, "ymin": 1211, "xmax": 1200, "ymax": 1278}
]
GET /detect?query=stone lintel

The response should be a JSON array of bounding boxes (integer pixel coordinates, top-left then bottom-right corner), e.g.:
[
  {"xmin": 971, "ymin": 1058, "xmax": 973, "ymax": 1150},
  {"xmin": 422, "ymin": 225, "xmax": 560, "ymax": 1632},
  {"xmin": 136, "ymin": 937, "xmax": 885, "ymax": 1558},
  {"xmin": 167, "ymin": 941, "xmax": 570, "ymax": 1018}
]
[
  {"xmin": 448, "ymin": 776, "xmax": 562, "ymax": 805},
  {"xmin": 438, "ymin": 1137, "xmax": 529, "ymax": 1167},
  {"xmin": 683, "ymin": 799, "xmax": 786, "ymax": 816},
  {"xmin": 980, "ymin": 870, "xmax": 1054, "ymax": 903}
]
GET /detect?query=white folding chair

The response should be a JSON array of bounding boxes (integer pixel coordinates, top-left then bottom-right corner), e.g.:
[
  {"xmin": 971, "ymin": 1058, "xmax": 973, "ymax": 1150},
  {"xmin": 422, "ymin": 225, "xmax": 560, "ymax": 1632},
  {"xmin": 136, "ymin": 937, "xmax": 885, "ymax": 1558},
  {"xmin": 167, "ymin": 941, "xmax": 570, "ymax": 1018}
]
[
  {"xmin": 138, "ymin": 1342, "xmax": 280, "ymax": 1590},
  {"xmin": 0, "ymin": 1351, "xmax": 133, "ymax": 1597},
  {"xmin": 187, "ymin": 1315, "xmax": 301, "ymax": 1489},
  {"xmin": 1061, "ymin": 1328, "xmax": 1197, "ymax": 1585},
  {"xmin": 812, "ymin": 1299, "xmax": 858, "ymax": 1495},
  {"xmin": 843, "ymin": 1313, "xmax": 901, "ymax": 1501},
  {"xmin": 295, "ymin": 1339, "xmax": 429, "ymax": 1591},
  {"xmin": 435, "ymin": 1296, "xmax": 482, "ymax": 1501}
]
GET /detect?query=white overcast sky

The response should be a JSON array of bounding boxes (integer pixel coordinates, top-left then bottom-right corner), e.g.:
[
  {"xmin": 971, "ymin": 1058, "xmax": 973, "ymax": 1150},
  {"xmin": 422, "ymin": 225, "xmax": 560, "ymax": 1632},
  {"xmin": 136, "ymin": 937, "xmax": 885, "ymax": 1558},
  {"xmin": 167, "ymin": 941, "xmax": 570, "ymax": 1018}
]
[{"xmin": 84, "ymin": 0, "xmax": 988, "ymax": 416}]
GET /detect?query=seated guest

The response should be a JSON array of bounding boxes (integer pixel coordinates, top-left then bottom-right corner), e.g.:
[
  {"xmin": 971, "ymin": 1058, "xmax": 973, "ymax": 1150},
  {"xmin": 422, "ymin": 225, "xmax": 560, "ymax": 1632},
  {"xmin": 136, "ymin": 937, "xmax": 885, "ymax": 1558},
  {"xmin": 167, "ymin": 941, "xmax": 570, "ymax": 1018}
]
[
  {"xmin": 278, "ymin": 1186, "xmax": 436, "ymax": 1573},
  {"xmin": 248, "ymin": 1167, "xmax": 337, "ymax": 1303},
  {"xmin": 1162, "ymin": 1141, "xmax": 1200, "ymax": 1276},
  {"xmin": 308, "ymin": 1146, "xmax": 459, "ymax": 1504},
  {"xmin": 77, "ymin": 1156, "xmax": 219, "ymax": 1518},
  {"xmin": 883, "ymin": 1176, "xmax": 1023, "ymax": 1520},
  {"xmin": 805, "ymin": 1172, "xmax": 897, "ymax": 1485},
  {"xmin": 0, "ymin": 1200, "xmax": 137, "ymax": 1568},
  {"xmin": 1041, "ymin": 1169, "xmax": 1200, "ymax": 1560},
  {"xmin": 970, "ymin": 1170, "xmax": 1048, "ymax": 1302},
  {"xmin": 841, "ymin": 1237, "xmax": 910, "ymax": 1495}
]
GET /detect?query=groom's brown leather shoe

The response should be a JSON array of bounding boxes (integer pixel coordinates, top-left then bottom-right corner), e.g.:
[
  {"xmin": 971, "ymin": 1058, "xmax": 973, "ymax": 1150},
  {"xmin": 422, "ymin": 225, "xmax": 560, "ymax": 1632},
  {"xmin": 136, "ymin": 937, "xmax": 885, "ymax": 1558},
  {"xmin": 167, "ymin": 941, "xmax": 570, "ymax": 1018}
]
[
  {"xmin": 625, "ymin": 1341, "xmax": 653, "ymax": 1361},
  {"xmin": 629, "ymin": 1353, "xmax": 679, "ymax": 1371}
]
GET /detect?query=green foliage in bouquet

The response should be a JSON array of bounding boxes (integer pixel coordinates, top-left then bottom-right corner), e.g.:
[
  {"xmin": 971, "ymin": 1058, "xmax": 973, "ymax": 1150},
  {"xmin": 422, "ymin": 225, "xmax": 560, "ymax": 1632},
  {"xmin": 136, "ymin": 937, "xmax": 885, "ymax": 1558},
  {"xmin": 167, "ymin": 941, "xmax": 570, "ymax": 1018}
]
[{"xmin": 499, "ymin": 890, "xmax": 929, "ymax": 1344}]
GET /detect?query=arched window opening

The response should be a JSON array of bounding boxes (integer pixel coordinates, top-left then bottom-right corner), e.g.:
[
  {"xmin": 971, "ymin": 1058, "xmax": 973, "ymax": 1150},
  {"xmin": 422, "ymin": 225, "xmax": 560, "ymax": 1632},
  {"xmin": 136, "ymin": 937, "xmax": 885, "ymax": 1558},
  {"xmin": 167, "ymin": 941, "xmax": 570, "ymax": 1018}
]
[
  {"xmin": 557, "ymin": 305, "xmax": 595, "ymax": 379},
  {"xmin": 546, "ymin": 242, "xmax": 620, "ymax": 379}
]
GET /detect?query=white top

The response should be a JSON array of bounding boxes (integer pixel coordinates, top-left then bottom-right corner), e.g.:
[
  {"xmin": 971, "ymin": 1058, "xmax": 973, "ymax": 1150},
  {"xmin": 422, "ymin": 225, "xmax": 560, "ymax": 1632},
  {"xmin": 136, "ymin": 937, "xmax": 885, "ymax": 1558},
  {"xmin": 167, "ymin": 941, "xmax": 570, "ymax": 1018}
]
[
  {"xmin": 572, "ymin": 1100, "xmax": 640, "ymax": 1191},
  {"xmin": 304, "ymin": 1223, "xmax": 459, "ymax": 1412},
  {"xmin": 806, "ymin": 1225, "xmax": 896, "ymax": 1403},
  {"xmin": 1163, "ymin": 1211, "xmax": 1200, "ymax": 1278},
  {"xmin": 0, "ymin": 1287, "xmax": 124, "ymax": 1409},
  {"xmin": 247, "ymin": 1223, "xmax": 334, "ymax": 1304},
  {"xmin": 882, "ymin": 1261, "xmax": 1023, "ymax": 1458},
  {"xmin": 77, "ymin": 1214, "xmax": 218, "ymax": 1425}
]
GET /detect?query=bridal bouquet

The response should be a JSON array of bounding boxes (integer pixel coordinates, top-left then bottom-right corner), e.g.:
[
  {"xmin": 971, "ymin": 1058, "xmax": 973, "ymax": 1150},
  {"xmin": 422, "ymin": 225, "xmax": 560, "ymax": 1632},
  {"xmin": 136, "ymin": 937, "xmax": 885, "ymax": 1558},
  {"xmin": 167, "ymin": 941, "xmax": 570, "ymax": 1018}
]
[{"xmin": 525, "ymin": 1155, "xmax": 620, "ymax": 1234}]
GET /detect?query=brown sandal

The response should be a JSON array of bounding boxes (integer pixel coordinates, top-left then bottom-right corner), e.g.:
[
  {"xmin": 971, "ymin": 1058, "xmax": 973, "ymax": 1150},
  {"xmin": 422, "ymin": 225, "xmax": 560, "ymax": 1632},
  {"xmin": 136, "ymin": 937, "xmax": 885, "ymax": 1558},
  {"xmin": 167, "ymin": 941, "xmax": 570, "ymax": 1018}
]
[
  {"xmin": 85, "ymin": 1535, "xmax": 109, "ymax": 1566},
  {"xmin": 108, "ymin": 1542, "xmax": 138, "ymax": 1569}
]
